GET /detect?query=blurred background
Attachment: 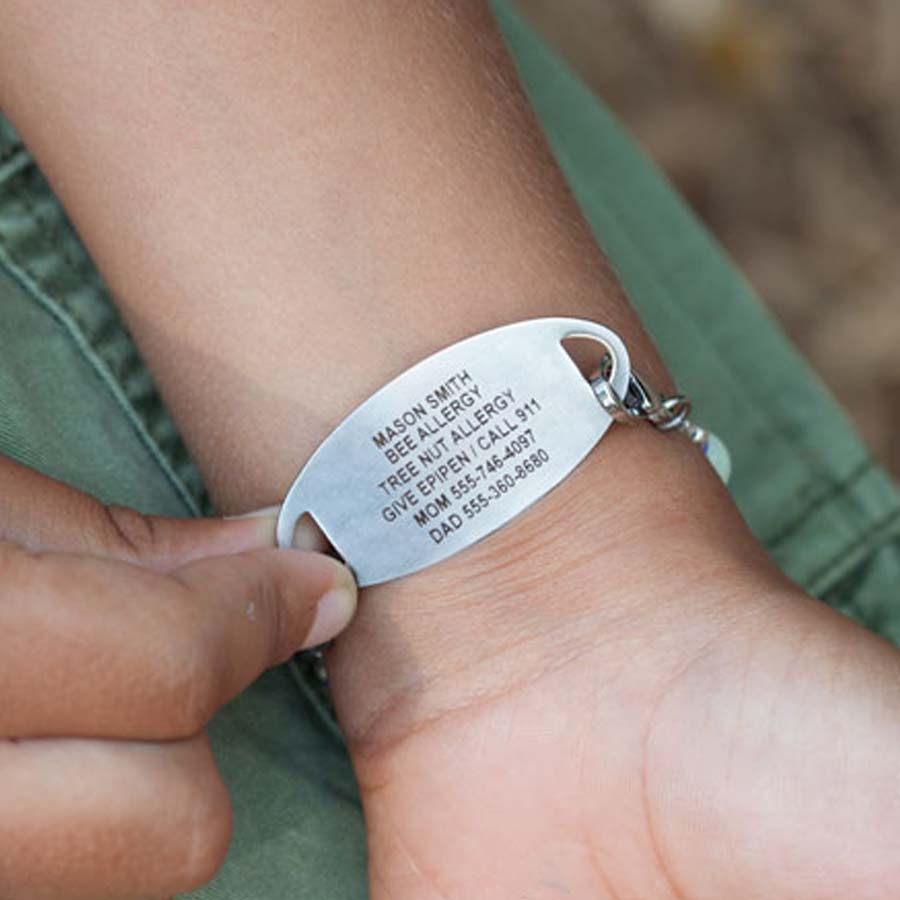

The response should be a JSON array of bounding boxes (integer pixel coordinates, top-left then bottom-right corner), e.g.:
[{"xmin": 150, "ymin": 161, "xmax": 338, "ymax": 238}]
[{"xmin": 518, "ymin": 0, "xmax": 900, "ymax": 476}]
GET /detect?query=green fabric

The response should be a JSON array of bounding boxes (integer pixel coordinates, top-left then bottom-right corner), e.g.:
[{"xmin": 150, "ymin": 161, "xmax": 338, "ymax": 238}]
[{"xmin": 0, "ymin": 3, "xmax": 897, "ymax": 897}]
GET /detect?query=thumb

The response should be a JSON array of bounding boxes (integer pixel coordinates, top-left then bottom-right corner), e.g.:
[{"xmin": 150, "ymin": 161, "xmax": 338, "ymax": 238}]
[
  {"xmin": 0, "ymin": 540, "xmax": 358, "ymax": 739},
  {"xmin": 0, "ymin": 455, "xmax": 320, "ymax": 568}
]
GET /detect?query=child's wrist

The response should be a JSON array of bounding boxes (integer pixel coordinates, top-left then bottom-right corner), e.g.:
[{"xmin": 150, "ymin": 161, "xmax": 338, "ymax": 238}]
[{"xmin": 327, "ymin": 420, "xmax": 779, "ymax": 754}]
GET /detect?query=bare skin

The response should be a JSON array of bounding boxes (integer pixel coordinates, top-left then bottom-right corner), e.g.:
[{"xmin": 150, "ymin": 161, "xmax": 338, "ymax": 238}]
[{"xmin": 1, "ymin": 1, "xmax": 899, "ymax": 897}]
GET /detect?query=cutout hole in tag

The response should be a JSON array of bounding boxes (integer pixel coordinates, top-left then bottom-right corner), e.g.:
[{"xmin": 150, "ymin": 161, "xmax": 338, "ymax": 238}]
[
  {"xmin": 561, "ymin": 334, "xmax": 621, "ymax": 384},
  {"xmin": 287, "ymin": 511, "xmax": 334, "ymax": 555}
]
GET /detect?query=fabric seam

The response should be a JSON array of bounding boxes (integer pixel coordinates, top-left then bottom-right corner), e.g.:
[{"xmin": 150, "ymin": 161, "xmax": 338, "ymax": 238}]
[
  {"xmin": 763, "ymin": 458, "xmax": 875, "ymax": 550},
  {"xmin": 0, "ymin": 233, "xmax": 201, "ymax": 516},
  {"xmin": 807, "ymin": 508, "xmax": 900, "ymax": 595},
  {"xmin": 0, "ymin": 147, "xmax": 30, "ymax": 185},
  {"xmin": 0, "ymin": 158, "xmax": 202, "ymax": 514}
]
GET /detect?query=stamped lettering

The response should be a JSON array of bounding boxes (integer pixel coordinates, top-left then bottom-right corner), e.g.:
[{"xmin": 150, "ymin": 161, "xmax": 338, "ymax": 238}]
[{"xmin": 277, "ymin": 318, "xmax": 631, "ymax": 585}]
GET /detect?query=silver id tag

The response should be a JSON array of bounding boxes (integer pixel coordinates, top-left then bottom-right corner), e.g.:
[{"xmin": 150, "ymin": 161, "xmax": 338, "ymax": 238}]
[{"xmin": 277, "ymin": 318, "xmax": 631, "ymax": 585}]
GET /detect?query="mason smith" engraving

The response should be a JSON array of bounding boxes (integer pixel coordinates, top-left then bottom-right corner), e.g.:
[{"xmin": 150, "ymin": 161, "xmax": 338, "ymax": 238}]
[{"xmin": 371, "ymin": 369, "xmax": 475, "ymax": 450}]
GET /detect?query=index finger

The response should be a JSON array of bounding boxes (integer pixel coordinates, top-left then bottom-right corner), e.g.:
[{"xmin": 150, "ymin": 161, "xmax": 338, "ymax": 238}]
[{"xmin": 0, "ymin": 455, "xmax": 327, "ymax": 568}]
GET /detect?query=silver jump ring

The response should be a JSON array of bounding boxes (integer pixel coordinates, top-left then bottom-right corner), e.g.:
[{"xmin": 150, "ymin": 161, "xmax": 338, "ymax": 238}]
[{"xmin": 651, "ymin": 395, "xmax": 692, "ymax": 432}]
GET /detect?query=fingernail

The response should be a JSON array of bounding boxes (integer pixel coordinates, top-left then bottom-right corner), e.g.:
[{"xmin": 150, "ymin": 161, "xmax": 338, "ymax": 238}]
[{"xmin": 303, "ymin": 561, "xmax": 358, "ymax": 648}]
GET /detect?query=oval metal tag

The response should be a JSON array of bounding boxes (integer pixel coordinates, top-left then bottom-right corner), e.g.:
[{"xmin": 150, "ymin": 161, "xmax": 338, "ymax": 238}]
[{"xmin": 277, "ymin": 318, "xmax": 631, "ymax": 585}]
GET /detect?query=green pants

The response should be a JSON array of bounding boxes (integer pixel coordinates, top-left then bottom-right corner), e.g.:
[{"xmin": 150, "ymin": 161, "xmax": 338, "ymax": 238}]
[{"xmin": 1, "ymin": 4, "xmax": 898, "ymax": 897}]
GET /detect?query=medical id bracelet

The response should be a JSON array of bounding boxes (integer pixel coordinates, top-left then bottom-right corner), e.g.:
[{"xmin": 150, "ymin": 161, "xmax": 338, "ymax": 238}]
[{"xmin": 277, "ymin": 318, "xmax": 730, "ymax": 586}]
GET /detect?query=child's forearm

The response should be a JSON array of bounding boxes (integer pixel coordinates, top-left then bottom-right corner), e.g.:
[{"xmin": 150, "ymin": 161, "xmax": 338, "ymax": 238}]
[
  {"xmin": 0, "ymin": 0, "xmax": 761, "ymax": 747},
  {"xmin": 0, "ymin": 1, "xmax": 665, "ymax": 485}
]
